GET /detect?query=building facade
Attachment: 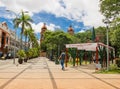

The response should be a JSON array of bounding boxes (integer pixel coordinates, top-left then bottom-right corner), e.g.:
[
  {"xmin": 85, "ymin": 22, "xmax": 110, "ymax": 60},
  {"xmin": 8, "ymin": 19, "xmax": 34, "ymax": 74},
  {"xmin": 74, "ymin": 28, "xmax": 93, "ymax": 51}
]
[
  {"xmin": 9, "ymin": 30, "xmax": 20, "ymax": 57},
  {"xmin": 0, "ymin": 22, "xmax": 10, "ymax": 55},
  {"xmin": 0, "ymin": 22, "xmax": 20, "ymax": 58}
]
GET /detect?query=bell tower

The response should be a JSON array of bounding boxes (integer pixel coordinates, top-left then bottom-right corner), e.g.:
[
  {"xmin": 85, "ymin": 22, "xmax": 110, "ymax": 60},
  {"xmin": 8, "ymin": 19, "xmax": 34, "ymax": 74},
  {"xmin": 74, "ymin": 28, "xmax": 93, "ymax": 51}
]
[
  {"xmin": 67, "ymin": 25, "xmax": 74, "ymax": 35},
  {"xmin": 40, "ymin": 23, "xmax": 47, "ymax": 57},
  {"xmin": 40, "ymin": 23, "xmax": 47, "ymax": 43}
]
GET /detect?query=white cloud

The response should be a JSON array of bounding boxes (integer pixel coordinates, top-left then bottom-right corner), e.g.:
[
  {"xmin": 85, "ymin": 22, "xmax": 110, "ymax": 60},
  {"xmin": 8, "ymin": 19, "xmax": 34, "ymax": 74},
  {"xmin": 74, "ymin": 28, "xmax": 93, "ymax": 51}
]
[
  {"xmin": 0, "ymin": 0, "xmax": 104, "ymax": 27},
  {"xmin": 79, "ymin": 29, "xmax": 85, "ymax": 33},
  {"xmin": 62, "ymin": 0, "xmax": 104, "ymax": 27},
  {"xmin": 31, "ymin": 22, "xmax": 60, "ymax": 33},
  {"xmin": 0, "ymin": 1, "xmax": 4, "ymax": 6},
  {"xmin": 47, "ymin": 24, "xmax": 60, "ymax": 31},
  {"xmin": 80, "ymin": 0, "xmax": 105, "ymax": 27}
]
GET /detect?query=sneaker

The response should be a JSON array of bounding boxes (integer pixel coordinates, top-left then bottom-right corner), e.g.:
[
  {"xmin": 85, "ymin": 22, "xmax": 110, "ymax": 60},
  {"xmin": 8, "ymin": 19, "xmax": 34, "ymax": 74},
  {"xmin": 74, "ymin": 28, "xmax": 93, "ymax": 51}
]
[{"xmin": 62, "ymin": 67, "xmax": 65, "ymax": 71}]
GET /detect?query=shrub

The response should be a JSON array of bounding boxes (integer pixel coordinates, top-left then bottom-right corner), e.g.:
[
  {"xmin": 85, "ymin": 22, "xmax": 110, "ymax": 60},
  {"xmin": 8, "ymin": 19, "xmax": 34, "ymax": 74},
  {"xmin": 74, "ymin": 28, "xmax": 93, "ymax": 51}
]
[
  {"xmin": 109, "ymin": 64, "xmax": 118, "ymax": 70},
  {"xmin": 27, "ymin": 48, "xmax": 39, "ymax": 59},
  {"xmin": 17, "ymin": 50, "xmax": 26, "ymax": 59},
  {"xmin": 116, "ymin": 58, "xmax": 120, "ymax": 67}
]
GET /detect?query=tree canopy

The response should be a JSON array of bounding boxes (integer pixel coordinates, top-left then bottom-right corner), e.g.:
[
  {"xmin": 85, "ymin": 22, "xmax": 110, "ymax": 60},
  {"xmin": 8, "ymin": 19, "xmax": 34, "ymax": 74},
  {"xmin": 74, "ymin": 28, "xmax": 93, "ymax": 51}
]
[
  {"xmin": 100, "ymin": 0, "xmax": 120, "ymax": 23},
  {"xmin": 100, "ymin": 0, "xmax": 120, "ymax": 56}
]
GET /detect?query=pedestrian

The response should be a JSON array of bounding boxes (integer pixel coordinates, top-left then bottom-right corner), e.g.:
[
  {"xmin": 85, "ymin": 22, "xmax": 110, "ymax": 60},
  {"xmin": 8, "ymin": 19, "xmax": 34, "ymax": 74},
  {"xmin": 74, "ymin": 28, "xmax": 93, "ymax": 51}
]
[
  {"xmin": 59, "ymin": 50, "xmax": 66, "ymax": 70},
  {"xmin": 92, "ymin": 53, "xmax": 96, "ymax": 63}
]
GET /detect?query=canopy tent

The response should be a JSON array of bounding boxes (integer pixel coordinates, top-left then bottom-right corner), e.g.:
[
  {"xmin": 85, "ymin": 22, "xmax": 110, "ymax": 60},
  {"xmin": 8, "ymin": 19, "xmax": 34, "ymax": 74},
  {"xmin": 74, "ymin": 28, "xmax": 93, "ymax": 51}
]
[
  {"xmin": 66, "ymin": 43, "xmax": 114, "ymax": 51},
  {"xmin": 65, "ymin": 42, "xmax": 115, "ymax": 69},
  {"xmin": 66, "ymin": 42, "xmax": 115, "ymax": 51}
]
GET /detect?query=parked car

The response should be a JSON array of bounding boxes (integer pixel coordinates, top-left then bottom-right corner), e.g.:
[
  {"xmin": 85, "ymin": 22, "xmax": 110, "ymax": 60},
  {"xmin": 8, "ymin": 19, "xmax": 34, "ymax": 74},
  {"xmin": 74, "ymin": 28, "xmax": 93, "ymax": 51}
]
[
  {"xmin": 6, "ymin": 52, "xmax": 14, "ymax": 59},
  {"xmin": 0, "ymin": 52, "xmax": 3, "ymax": 58}
]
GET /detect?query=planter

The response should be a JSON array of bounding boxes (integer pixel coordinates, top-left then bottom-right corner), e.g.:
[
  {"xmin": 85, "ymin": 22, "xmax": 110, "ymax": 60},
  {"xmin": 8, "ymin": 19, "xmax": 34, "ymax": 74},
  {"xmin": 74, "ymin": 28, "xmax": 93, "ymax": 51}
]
[
  {"xmin": 116, "ymin": 59, "xmax": 120, "ymax": 67},
  {"xmin": 24, "ymin": 58, "xmax": 28, "ymax": 62},
  {"xmin": 18, "ymin": 59, "xmax": 23, "ymax": 64}
]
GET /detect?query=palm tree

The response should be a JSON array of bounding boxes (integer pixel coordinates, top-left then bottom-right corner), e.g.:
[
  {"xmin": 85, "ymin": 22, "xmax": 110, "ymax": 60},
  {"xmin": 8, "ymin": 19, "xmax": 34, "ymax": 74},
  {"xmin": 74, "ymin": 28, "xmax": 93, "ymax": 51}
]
[
  {"xmin": 13, "ymin": 10, "xmax": 33, "ymax": 49},
  {"xmin": 24, "ymin": 28, "xmax": 34, "ymax": 50},
  {"xmin": 29, "ymin": 32, "xmax": 39, "ymax": 48}
]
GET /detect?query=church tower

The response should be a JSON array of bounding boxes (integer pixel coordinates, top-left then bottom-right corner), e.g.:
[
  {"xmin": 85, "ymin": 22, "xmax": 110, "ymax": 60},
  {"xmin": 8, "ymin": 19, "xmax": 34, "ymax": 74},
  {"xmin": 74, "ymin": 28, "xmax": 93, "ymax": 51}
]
[
  {"xmin": 40, "ymin": 23, "xmax": 47, "ymax": 43},
  {"xmin": 67, "ymin": 25, "xmax": 74, "ymax": 35}
]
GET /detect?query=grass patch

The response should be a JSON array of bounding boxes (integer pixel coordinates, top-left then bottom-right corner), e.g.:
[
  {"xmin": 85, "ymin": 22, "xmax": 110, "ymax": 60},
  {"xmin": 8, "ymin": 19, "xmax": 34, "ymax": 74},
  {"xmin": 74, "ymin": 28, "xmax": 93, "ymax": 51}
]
[
  {"xmin": 95, "ymin": 64, "xmax": 120, "ymax": 74},
  {"xmin": 96, "ymin": 69, "xmax": 120, "ymax": 74},
  {"xmin": 68, "ymin": 60, "xmax": 89, "ymax": 65}
]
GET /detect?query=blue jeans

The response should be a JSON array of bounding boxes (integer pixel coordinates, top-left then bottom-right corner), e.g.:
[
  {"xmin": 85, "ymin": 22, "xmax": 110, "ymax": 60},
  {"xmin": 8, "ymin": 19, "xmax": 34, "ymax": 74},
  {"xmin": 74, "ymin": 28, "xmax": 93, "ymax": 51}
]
[{"xmin": 60, "ymin": 59, "xmax": 64, "ymax": 69}]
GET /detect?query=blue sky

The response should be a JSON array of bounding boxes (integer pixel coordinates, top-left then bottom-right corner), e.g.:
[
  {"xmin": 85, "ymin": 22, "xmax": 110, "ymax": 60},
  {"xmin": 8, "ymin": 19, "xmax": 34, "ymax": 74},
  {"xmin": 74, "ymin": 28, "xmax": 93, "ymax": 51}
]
[{"xmin": 0, "ymin": 0, "xmax": 104, "ymax": 40}]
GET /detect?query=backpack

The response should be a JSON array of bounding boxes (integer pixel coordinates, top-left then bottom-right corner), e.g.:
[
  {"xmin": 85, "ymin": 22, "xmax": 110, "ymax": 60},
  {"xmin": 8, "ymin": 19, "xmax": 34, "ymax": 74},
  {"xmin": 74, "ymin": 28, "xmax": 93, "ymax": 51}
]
[{"xmin": 61, "ymin": 52, "xmax": 65, "ymax": 60}]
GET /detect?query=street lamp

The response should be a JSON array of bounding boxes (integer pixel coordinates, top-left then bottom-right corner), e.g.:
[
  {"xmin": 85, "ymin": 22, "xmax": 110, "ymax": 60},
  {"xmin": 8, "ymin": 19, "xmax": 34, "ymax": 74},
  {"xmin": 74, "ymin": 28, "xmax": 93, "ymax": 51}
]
[
  {"xmin": 6, "ymin": 10, "xmax": 18, "ymax": 64},
  {"xmin": 6, "ymin": 10, "xmax": 28, "ymax": 64},
  {"xmin": 104, "ymin": 20, "xmax": 110, "ymax": 71},
  {"xmin": 106, "ymin": 25, "xmax": 109, "ymax": 71}
]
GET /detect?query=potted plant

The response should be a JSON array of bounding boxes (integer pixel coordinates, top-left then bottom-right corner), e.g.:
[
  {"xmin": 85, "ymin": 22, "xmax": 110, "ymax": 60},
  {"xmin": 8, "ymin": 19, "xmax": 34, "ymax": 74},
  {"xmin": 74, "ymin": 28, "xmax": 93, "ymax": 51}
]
[
  {"xmin": 25, "ymin": 50, "xmax": 31, "ymax": 62},
  {"xmin": 116, "ymin": 58, "xmax": 120, "ymax": 67},
  {"xmin": 17, "ymin": 50, "xmax": 26, "ymax": 64}
]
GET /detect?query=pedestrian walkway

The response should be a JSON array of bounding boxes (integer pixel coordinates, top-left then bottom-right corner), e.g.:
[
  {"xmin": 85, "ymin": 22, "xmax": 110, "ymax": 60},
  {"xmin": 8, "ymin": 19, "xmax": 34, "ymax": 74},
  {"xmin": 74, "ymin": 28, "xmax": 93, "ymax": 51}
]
[{"xmin": 0, "ymin": 57, "xmax": 120, "ymax": 89}]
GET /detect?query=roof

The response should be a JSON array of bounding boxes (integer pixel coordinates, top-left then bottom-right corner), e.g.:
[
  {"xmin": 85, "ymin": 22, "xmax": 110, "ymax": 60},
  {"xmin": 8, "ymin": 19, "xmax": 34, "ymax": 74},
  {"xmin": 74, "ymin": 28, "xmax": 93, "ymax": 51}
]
[{"xmin": 66, "ymin": 42, "xmax": 114, "ymax": 51}]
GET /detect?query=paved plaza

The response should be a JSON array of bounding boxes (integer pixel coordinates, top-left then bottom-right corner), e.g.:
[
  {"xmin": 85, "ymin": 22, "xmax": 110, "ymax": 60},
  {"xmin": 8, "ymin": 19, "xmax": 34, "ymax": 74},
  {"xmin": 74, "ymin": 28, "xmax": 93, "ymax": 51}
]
[{"xmin": 0, "ymin": 57, "xmax": 120, "ymax": 89}]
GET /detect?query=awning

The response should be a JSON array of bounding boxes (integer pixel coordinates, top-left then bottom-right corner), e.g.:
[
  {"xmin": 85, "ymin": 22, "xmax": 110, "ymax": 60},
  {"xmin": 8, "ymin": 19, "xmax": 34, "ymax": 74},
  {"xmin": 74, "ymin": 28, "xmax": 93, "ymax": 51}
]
[{"xmin": 66, "ymin": 42, "xmax": 114, "ymax": 51}]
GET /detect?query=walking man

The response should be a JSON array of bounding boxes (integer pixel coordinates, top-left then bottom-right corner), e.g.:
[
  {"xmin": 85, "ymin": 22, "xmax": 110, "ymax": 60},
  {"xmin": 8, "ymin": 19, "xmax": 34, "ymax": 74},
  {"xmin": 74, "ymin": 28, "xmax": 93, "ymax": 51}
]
[{"xmin": 59, "ymin": 50, "xmax": 66, "ymax": 70}]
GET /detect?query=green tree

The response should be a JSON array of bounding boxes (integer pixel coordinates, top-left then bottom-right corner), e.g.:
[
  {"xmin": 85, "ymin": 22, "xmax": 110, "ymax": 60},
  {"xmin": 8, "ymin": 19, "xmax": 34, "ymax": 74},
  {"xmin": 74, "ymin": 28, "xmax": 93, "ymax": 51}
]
[
  {"xmin": 30, "ymin": 32, "xmax": 39, "ymax": 48},
  {"xmin": 91, "ymin": 27, "xmax": 96, "ymax": 42},
  {"xmin": 100, "ymin": 0, "xmax": 120, "ymax": 23},
  {"xmin": 13, "ymin": 10, "xmax": 33, "ymax": 49},
  {"xmin": 41, "ymin": 30, "xmax": 73, "ymax": 57},
  {"xmin": 95, "ymin": 26, "xmax": 106, "ymax": 43},
  {"xmin": 24, "ymin": 28, "xmax": 35, "ymax": 49},
  {"xmin": 100, "ymin": 0, "xmax": 120, "ymax": 57},
  {"xmin": 110, "ymin": 27, "xmax": 120, "ymax": 57},
  {"xmin": 75, "ymin": 30, "xmax": 92, "ymax": 43}
]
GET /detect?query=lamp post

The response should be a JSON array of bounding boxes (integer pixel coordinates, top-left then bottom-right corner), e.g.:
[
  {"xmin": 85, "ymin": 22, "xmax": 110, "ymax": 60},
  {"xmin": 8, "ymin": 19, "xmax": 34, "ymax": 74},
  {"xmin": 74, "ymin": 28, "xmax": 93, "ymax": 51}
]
[
  {"xmin": 6, "ymin": 10, "xmax": 18, "ymax": 64},
  {"xmin": 6, "ymin": 10, "xmax": 28, "ymax": 64},
  {"xmin": 104, "ymin": 20, "xmax": 110, "ymax": 71},
  {"xmin": 106, "ymin": 25, "xmax": 109, "ymax": 71}
]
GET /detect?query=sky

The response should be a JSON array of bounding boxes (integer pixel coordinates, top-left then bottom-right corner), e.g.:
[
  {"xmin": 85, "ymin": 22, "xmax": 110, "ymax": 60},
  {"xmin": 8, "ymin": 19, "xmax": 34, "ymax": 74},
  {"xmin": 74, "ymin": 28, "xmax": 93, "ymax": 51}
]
[{"xmin": 0, "ymin": 0, "xmax": 105, "ymax": 40}]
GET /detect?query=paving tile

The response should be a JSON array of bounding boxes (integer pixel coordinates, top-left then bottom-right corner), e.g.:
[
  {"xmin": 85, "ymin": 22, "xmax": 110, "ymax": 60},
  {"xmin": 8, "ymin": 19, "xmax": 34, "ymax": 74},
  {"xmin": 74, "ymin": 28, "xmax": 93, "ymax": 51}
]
[{"xmin": 0, "ymin": 57, "xmax": 120, "ymax": 89}]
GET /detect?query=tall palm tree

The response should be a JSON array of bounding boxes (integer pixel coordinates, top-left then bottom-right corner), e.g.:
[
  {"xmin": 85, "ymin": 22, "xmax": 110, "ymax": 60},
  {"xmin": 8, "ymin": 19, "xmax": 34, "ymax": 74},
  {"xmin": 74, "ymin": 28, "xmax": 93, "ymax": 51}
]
[
  {"xmin": 13, "ymin": 10, "xmax": 33, "ymax": 49},
  {"xmin": 29, "ymin": 32, "xmax": 39, "ymax": 48},
  {"xmin": 24, "ymin": 28, "xmax": 39, "ymax": 49},
  {"xmin": 24, "ymin": 28, "xmax": 34, "ymax": 50}
]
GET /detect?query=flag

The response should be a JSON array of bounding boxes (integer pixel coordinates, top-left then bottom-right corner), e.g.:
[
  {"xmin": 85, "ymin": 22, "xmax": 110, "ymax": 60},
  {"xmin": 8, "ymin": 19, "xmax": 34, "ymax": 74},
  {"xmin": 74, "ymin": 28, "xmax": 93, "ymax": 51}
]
[{"xmin": 91, "ymin": 27, "xmax": 96, "ymax": 42}]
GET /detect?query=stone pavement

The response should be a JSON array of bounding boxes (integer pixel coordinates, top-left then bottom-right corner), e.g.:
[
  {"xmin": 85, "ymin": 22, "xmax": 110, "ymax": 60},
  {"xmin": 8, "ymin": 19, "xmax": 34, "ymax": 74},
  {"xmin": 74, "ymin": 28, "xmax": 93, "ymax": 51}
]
[{"xmin": 0, "ymin": 57, "xmax": 120, "ymax": 89}]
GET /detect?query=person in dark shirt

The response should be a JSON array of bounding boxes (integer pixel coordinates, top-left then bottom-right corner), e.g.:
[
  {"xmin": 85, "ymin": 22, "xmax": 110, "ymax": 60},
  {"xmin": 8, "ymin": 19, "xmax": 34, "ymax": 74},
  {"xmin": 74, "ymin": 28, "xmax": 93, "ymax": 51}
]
[{"xmin": 59, "ymin": 50, "xmax": 66, "ymax": 70}]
